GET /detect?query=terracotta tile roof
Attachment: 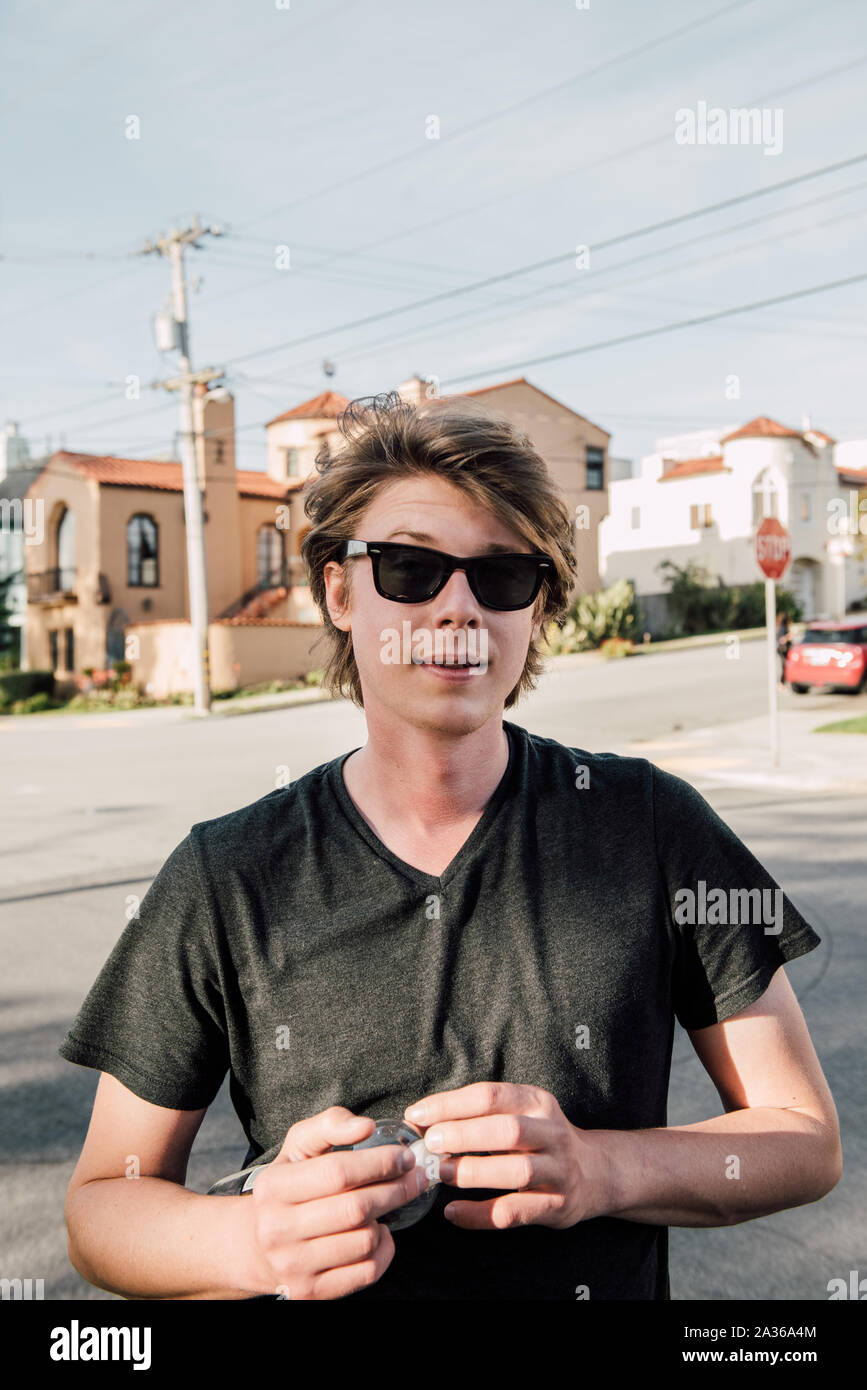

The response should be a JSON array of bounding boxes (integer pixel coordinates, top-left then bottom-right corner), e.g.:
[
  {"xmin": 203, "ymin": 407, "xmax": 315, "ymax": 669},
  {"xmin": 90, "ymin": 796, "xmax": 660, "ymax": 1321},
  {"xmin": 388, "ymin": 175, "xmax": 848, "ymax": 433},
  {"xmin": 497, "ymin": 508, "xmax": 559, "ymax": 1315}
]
[
  {"xmin": 44, "ymin": 450, "xmax": 293, "ymax": 499},
  {"xmin": 266, "ymin": 391, "xmax": 350, "ymax": 426},
  {"xmin": 720, "ymin": 417, "xmax": 806, "ymax": 444},
  {"xmin": 658, "ymin": 455, "xmax": 730, "ymax": 481}
]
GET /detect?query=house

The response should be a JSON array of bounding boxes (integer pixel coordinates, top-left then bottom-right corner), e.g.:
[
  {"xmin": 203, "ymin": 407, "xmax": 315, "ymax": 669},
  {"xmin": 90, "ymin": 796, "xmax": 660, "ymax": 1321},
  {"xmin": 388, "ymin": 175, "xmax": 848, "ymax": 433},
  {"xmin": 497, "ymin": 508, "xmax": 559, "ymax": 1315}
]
[
  {"xmin": 396, "ymin": 376, "xmax": 610, "ymax": 593},
  {"xmin": 0, "ymin": 425, "xmax": 48, "ymax": 666},
  {"xmin": 22, "ymin": 385, "xmax": 321, "ymax": 695},
  {"xmin": 598, "ymin": 415, "xmax": 867, "ymax": 631}
]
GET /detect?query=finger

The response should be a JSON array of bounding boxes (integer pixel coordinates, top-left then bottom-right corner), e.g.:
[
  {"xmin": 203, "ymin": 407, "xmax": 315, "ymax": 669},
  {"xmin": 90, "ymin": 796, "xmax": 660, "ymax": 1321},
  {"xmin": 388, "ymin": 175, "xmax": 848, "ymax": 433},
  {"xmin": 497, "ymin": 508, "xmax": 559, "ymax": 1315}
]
[
  {"xmin": 438, "ymin": 1152, "xmax": 556, "ymax": 1191},
  {"xmin": 423, "ymin": 1114, "xmax": 549, "ymax": 1157},
  {"xmin": 275, "ymin": 1220, "xmax": 390, "ymax": 1288},
  {"xmin": 306, "ymin": 1224, "xmax": 396, "ymax": 1302},
  {"xmin": 262, "ymin": 1142, "xmax": 419, "ymax": 1205},
  {"xmin": 292, "ymin": 1164, "xmax": 430, "ymax": 1240},
  {"xmin": 405, "ymin": 1081, "xmax": 544, "ymax": 1128},
  {"xmin": 274, "ymin": 1107, "xmax": 376, "ymax": 1164},
  {"xmin": 444, "ymin": 1192, "xmax": 561, "ymax": 1230}
]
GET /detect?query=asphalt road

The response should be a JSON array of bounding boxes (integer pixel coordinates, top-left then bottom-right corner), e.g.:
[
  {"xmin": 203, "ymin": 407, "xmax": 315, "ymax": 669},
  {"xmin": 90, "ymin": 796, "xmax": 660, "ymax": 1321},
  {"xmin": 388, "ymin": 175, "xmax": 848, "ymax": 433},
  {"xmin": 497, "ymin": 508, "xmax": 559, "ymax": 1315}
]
[{"xmin": 1, "ymin": 643, "xmax": 863, "ymax": 1300}]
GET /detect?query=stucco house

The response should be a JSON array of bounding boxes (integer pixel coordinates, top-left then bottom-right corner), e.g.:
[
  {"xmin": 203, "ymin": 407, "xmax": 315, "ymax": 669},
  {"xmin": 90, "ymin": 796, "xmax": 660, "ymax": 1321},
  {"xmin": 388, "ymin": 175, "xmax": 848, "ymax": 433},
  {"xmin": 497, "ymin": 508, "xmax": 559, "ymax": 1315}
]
[{"xmin": 598, "ymin": 416, "xmax": 867, "ymax": 632}]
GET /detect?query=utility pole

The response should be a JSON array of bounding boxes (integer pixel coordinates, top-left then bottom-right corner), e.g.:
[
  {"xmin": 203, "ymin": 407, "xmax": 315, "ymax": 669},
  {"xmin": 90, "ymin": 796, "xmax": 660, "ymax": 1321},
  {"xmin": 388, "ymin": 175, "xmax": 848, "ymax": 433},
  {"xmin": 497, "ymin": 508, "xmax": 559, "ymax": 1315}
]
[{"xmin": 138, "ymin": 216, "xmax": 223, "ymax": 715}]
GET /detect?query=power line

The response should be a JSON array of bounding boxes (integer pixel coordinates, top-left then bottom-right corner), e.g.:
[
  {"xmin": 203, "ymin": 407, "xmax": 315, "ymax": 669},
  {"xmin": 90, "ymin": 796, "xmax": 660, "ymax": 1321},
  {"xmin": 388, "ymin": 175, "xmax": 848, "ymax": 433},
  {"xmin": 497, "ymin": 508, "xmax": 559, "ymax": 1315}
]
[
  {"xmin": 254, "ymin": 183, "xmax": 867, "ymax": 381},
  {"xmin": 222, "ymin": 151, "xmax": 867, "ymax": 370},
  {"xmin": 441, "ymin": 271, "xmax": 867, "ymax": 383},
  {"xmin": 281, "ymin": 40, "xmax": 864, "ymax": 286},
  {"xmin": 237, "ymin": 0, "xmax": 759, "ymax": 231}
]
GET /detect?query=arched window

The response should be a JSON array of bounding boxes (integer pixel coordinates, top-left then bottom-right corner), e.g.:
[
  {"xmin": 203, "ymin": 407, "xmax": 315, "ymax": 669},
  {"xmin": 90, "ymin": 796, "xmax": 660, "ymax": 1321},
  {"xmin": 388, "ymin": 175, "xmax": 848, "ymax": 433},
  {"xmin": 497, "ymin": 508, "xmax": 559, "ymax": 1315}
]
[
  {"xmin": 751, "ymin": 470, "xmax": 779, "ymax": 528},
  {"xmin": 257, "ymin": 524, "xmax": 285, "ymax": 587},
  {"xmin": 127, "ymin": 514, "xmax": 159, "ymax": 586},
  {"xmin": 56, "ymin": 507, "xmax": 76, "ymax": 590}
]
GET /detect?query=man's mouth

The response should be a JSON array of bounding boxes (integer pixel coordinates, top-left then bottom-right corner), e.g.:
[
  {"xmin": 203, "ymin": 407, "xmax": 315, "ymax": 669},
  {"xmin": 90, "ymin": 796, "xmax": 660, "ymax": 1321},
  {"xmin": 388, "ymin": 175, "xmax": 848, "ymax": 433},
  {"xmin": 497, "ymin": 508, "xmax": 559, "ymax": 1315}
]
[{"xmin": 412, "ymin": 657, "xmax": 480, "ymax": 667}]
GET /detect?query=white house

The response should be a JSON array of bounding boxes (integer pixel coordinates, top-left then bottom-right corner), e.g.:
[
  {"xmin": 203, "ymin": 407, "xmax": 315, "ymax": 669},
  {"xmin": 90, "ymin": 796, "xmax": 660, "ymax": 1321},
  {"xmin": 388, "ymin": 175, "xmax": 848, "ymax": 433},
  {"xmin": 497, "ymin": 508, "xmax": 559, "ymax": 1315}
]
[{"xmin": 598, "ymin": 416, "xmax": 867, "ymax": 626}]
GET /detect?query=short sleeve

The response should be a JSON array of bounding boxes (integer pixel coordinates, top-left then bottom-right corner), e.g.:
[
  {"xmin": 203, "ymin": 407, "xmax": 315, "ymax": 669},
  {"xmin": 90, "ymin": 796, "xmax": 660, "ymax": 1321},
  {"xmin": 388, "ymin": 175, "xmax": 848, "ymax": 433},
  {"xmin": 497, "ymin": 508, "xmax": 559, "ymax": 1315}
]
[
  {"xmin": 650, "ymin": 763, "xmax": 821, "ymax": 1030},
  {"xmin": 57, "ymin": 830, "xmax": 229, "ymax": 1108}
]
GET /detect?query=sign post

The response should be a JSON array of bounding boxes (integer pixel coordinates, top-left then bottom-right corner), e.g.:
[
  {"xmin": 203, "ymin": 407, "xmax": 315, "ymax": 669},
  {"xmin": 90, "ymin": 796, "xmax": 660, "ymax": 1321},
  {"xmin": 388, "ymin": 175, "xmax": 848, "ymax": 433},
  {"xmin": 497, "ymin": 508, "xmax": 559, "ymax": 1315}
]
[{"xmin": 755, "ymin": 517, "xmax": 792, "ymax": 769}]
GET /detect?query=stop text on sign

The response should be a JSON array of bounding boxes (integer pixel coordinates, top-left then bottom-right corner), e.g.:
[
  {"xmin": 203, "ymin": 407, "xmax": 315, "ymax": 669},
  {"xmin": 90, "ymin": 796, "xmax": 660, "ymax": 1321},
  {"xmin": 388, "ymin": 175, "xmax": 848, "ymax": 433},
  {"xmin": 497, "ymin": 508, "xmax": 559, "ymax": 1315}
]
[{"xmin": 756, "ymin": 533, "xmax": 790, "ymax": 563}]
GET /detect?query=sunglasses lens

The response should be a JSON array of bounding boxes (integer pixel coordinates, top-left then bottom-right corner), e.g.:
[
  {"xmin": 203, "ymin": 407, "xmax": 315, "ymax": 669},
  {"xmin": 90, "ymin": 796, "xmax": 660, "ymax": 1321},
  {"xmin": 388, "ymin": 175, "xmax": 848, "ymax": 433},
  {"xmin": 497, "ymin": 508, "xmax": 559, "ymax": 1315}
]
[
  {"xmin": 378, "ymin": 546, "xmax": 444, "ymax": 600},
  {"xmin": 474, "ymin": 556, "xmax": 542, "ymax": 609}
]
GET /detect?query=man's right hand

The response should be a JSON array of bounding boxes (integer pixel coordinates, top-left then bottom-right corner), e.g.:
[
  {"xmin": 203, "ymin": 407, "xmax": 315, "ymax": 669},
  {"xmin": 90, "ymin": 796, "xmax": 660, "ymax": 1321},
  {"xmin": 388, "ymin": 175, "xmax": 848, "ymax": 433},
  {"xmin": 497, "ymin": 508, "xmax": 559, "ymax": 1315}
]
[{"xmin": 236, "ymin": 1107, "xmax": 429, "ymax": 1300}]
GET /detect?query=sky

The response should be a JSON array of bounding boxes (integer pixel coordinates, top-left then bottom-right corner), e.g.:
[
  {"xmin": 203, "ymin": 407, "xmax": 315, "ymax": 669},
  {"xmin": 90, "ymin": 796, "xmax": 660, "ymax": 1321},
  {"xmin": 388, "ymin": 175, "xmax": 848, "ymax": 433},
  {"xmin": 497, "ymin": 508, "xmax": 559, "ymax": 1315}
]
[{"xmin": 2, "ymin": 0, "xmax": 867, "ymax": 471}]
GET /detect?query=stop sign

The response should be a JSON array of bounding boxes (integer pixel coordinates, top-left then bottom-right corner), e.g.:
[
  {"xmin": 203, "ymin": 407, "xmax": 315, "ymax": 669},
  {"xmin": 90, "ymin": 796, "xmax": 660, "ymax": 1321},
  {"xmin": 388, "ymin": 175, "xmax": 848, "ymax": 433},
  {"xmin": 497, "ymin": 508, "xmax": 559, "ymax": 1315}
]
[{"xmin": 756, "ymin": 517, "xmax": 791, "ymax": 579}]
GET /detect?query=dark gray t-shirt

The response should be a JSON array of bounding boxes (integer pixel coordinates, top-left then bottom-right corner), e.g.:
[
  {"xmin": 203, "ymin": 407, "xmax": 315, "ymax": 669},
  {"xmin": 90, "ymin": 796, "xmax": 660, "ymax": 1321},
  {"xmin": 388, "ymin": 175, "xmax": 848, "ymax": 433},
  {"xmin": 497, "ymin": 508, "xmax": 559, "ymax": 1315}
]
[{"xmin": 58, "ymin": 718, "xmax": 821, "ymax": 1300}]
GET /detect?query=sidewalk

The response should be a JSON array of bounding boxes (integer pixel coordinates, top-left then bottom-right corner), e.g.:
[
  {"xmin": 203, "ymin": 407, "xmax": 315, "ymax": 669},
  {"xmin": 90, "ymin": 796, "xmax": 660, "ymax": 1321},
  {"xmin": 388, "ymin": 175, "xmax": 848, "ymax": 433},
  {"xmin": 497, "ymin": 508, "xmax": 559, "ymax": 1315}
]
[{"xmin": 617, "ymin": 706, "xmax": 867, "ymax": 793}]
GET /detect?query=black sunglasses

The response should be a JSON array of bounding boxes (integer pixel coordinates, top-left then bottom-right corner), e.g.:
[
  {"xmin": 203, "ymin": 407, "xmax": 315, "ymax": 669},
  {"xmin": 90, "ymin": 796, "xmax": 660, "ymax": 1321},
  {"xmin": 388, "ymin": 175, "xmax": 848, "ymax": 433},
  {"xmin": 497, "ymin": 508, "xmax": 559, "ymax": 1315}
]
[{"xmin": 337, "ymin": 539, "xmax": 554, "ymax": 611}]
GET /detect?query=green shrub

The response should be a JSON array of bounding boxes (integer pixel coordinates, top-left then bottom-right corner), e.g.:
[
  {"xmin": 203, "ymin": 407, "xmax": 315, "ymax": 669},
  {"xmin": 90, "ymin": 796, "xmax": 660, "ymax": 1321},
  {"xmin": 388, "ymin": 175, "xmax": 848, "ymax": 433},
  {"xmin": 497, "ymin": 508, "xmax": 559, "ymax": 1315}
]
[
  {"xmin": 10, "ymin": 691, "xmax": 58, "ymax": 714},
  {"xmin": 0, "ymin": 669, "xmax": 54, "ymax": 703},
  {"xmin": 544, "ymin": 579, "xmax": 639, "ymax": 654},
  {"xmin": 657, "ymin": 562, "xmax": 802, "ymax": 635}
]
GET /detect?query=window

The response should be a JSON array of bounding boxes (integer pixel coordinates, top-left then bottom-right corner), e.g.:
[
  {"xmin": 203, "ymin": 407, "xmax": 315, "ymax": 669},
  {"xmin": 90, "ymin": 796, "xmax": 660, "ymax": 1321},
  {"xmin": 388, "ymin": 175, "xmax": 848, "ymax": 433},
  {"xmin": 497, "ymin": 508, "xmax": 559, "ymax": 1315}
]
[
  {"xmin": 257, "ymin": 525, "xmax": 285, "ymax": 587},
  {"xmin": 49, "ymin": 630, "xmax": 59, "ymax": 670},
  {"xmin": 631, "ymin": 506, "xmax": 640, "ymax": 530},
  {"xmin": 56, "ymin": 506, "xmax": 76, "ymax": 590},
  {"xmin": 800, "ymin": 493, "xmax": 811, "ymax": 522},
  {"xmin": 127, "ymin": 514, "xmax": 159, "ymax": 587},
  {"xmin": 690, "ymin": 503, "xmax": 713, "ymax": 529},
  {"xmin": 802, "ymin": 627, "xmax": 867, "ymax": 645},
  {"xmin": 64, "ymin": 627, "xmax": 75, "ymax": 672},
  {"xmin": 586, "ymin": 446, "xmax": 604, "ymax": 491},
  {"xmin": 286, "ymin": 447, "xmax": 302, "ymax": 476},
  {"xmin": 751, "ymin": 470, "xmax": 779, "ymax": 527}
]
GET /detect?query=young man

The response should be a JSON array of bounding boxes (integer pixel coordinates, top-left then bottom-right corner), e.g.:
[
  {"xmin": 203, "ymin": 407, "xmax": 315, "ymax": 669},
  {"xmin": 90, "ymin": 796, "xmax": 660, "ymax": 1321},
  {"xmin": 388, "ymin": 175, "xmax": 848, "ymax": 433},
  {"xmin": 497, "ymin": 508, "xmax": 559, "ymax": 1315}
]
[{"xmin": 60, "ymin": 392, "xmax": 841, "ymax": 1301}]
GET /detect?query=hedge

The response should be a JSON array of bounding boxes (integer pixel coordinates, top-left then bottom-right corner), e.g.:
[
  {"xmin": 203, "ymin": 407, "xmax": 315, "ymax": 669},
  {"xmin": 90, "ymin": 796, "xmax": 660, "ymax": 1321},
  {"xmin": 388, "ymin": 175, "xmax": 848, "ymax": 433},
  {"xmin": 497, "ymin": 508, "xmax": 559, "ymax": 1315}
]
[{"xmin": 0, "ymin": 669, "xmax": 55, "ymax": 703}]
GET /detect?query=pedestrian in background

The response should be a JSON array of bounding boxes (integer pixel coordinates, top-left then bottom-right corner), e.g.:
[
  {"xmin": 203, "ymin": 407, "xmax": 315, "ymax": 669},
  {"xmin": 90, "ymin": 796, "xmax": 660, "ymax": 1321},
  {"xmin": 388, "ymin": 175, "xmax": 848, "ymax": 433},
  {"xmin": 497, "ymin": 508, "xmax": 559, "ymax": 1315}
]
[{"xmin": 777, "ymin": 612, "xmax": 792, "ymax": 687}]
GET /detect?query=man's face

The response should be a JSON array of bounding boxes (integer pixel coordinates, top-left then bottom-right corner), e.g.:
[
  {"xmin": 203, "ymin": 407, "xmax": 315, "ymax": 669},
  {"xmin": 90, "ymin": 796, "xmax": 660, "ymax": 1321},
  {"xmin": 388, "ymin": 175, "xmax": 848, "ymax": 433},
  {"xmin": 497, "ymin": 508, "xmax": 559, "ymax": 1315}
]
[{"xmin": 323, "ymin": 475, "xmax": 544, "ymax": 737}]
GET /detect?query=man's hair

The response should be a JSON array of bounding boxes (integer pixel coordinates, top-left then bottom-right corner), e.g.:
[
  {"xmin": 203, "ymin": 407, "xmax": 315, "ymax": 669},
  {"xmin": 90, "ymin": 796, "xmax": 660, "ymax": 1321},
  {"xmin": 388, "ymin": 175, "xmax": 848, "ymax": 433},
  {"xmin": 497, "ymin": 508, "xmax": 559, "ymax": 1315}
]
[{"xmin": 300, "ymin": 391, "xmax": 578, "ymax": 709}]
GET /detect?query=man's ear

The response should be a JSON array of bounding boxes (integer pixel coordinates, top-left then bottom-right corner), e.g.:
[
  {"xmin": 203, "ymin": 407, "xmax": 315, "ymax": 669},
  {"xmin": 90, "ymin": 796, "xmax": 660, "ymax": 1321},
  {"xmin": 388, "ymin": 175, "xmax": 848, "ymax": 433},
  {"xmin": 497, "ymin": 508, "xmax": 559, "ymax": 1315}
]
[{"xmin": 323, "ymin": 561, "xmax": 351, "ymax": 632}]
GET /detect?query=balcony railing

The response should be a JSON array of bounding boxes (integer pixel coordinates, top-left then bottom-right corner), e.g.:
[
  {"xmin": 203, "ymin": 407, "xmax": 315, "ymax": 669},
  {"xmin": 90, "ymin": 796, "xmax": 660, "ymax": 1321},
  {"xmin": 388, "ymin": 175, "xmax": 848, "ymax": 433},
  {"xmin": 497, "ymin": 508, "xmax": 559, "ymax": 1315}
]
[{"xmin": 27, "ymin": 568, "xmax": 77, "ymax": 602}]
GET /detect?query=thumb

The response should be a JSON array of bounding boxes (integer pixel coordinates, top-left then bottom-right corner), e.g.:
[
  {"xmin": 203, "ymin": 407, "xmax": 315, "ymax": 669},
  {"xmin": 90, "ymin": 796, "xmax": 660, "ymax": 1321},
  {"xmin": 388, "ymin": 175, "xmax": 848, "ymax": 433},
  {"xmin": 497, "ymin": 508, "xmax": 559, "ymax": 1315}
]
[{"xmin": 273, "ymin": 1106, "xmax": 376, "ymax": 1165}]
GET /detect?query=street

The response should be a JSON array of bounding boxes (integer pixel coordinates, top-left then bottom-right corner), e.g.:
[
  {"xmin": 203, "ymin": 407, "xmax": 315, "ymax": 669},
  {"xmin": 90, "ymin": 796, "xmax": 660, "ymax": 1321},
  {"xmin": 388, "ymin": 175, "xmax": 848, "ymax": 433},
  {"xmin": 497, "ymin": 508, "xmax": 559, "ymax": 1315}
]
[{"xmin": 1, "ymin": 641, "xmax": 864, "ymax": 1299}]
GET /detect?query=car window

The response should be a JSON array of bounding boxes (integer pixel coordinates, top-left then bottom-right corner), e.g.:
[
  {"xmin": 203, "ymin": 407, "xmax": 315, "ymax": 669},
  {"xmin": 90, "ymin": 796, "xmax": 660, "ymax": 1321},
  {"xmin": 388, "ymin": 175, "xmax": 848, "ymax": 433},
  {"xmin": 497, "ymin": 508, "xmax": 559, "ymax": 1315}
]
[{"xmin": 801, "ymin": 628, "xmax": 864, "ymax": 644}]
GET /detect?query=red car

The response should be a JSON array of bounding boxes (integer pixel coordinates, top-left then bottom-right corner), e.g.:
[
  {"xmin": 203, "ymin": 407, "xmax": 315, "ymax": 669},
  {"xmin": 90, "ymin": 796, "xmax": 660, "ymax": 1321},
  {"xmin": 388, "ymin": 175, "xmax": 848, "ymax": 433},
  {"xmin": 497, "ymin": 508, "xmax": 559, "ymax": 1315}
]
[{"xmin": 785, "ymin": 615, "xmax": 867, "ymax": 694}]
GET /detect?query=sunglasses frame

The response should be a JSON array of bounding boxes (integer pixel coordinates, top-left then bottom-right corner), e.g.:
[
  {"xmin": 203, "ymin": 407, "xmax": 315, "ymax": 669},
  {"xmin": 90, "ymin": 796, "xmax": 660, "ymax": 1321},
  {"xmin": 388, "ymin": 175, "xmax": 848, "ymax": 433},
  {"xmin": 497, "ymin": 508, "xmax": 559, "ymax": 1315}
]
[{"xmin": 337, "ymin": 538, "xmax": 554, "ymax": 612}]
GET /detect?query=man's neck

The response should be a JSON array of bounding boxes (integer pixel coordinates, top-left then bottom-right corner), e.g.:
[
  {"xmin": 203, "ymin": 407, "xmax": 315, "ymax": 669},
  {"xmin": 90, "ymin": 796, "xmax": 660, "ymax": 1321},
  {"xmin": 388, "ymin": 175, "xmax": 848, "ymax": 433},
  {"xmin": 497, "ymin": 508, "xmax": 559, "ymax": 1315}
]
[{"xmin": 342, "ymin": 714, "xmax": 510, "ymax": 839}]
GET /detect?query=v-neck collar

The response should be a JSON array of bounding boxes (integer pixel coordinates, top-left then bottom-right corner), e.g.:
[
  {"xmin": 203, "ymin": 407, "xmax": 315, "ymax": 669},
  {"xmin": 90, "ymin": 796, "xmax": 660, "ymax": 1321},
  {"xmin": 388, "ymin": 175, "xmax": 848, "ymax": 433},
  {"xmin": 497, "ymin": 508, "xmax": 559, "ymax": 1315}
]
[{"xmin": 326, "ymin": 720, "xmax": 521, "ymax": 889}]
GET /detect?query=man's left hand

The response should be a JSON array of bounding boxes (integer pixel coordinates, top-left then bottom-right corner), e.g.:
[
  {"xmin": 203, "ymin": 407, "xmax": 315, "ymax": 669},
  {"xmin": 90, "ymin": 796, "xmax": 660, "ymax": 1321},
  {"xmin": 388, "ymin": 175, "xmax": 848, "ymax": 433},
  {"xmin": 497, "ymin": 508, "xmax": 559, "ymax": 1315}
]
[{"xmin": 403, "ymin": 1082, "xmax": 613, "ymax": 1230}]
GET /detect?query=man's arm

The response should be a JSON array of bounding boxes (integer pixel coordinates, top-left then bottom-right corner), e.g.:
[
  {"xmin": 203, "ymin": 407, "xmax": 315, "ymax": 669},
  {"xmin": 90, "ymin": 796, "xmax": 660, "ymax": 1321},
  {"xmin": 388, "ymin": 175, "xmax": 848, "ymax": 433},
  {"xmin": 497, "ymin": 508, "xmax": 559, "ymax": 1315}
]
[
  {"xmin": 65, "ymin": 1073, "xmax": 259, "ymax": 1299},
  {"xmin": 590, "ymin": 966, "xmax": 842, "ymax": 1227}
]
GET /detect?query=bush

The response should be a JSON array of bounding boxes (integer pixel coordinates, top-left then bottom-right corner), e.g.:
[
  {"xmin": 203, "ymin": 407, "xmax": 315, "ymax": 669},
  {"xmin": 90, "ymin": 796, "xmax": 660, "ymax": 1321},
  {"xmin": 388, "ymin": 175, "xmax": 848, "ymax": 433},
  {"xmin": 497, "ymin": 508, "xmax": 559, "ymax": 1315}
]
[
  {"xmin": 0, "ymin": 669, "xmax": 54, "ymax": 703},
  {"xmin": 9, "ymin": 691, "xmax": 59, "ymax": 714},
  {"xmin": 657, "ymin": 562, "xmax": 802, "ymax": 635},
  {"xmin": 544, "ymin": 578, "xmax": 639, "ymax": 654}
]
